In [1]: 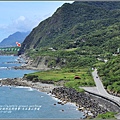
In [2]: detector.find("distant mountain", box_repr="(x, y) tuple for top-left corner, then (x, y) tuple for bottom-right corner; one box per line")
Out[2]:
(18, 1), (120, 54)
(0, 31), (30, 47)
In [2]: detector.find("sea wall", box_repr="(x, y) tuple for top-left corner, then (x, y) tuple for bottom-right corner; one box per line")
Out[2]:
(85, 91), (120, 112)
(52, 87), (120, 119)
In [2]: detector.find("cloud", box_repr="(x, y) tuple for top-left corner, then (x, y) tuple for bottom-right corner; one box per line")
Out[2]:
(0, 24), (7, 29)
(0, 15), (42, 41)
(15, 16), (26, 24)
(13, 16), (33, 31)
(2, 15), (41, 33)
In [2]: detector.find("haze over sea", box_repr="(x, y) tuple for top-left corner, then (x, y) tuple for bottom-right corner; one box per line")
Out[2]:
(0, 55), (84, 119)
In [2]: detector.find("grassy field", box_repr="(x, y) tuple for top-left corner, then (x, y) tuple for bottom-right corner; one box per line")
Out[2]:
(25, 68), (95, 92)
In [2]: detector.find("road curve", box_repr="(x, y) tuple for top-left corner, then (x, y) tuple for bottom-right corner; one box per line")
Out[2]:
(92, 69), (120, 104)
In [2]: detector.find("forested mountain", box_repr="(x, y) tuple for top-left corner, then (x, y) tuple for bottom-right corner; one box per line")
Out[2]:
(17, 1), (120, 96)
(0, 31), (30, 47)
(19, 1), (120, 55)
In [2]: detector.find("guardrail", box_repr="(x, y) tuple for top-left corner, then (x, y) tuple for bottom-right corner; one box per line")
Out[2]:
(85, 90), (120, 111)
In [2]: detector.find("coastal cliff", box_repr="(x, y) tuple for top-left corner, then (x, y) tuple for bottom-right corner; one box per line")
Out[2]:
(15, 55), (65, 70)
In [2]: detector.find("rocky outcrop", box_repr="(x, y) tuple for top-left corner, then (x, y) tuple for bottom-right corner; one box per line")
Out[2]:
(30, 56), (66, 70)
(14, 56), (51, 70)
(0, 78), (56, 93)
(1, 78), (29, 87)
(29, 56), (51, 70)
(15, 55), (65, 70)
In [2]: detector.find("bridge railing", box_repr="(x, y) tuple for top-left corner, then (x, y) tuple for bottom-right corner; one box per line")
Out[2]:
(0, 47), (20, 52)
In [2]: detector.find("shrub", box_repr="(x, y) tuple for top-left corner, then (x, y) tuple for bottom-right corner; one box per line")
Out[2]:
(97, 112), (117, 119)
(26, 75), (38, 81)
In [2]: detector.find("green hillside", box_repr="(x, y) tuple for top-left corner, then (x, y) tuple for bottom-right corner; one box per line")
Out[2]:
(17, 1), (120, 96)
(18, 1), (120, 55)
(18, 1), (120, 93)
(98, 55), (120, 94)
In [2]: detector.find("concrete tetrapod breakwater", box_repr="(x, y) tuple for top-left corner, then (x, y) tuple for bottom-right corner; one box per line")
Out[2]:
(52, 87), (120, 119)
(52, 87), (114, 119)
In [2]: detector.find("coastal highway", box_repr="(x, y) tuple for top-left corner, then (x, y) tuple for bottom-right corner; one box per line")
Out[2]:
(92, 69), (120, 104)
(81, 68), (120, 119)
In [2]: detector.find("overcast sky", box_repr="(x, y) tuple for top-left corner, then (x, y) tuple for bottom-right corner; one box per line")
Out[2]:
(0, 1), (74, 42)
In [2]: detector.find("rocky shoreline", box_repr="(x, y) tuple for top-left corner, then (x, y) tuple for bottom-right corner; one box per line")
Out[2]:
(1, 77), (120, 119)
(52, 87), (120, 119)
(0, 78), (88, 118)
(52, 87), (108, 119)
(0, 78), (56, 93)
(1, 55), (119, 119)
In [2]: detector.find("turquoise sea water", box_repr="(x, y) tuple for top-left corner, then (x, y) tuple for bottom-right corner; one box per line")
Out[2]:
(0, 55), (84, 119)
(0, 55), (35, 79)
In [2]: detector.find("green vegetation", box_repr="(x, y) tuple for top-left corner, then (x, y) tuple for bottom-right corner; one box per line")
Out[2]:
(13, 2), (120, 119)
(18, 2), (120, 95)
(19, 1), (120, 56)
(98, 55), (120, 94)
(96, 112), (117, 119)
(25, 47), (99, 69)
(18, 3), (120, 94)
(0, 3), (119, 119)
(24, 48), (97, 92)
(24, 68), (95, 92)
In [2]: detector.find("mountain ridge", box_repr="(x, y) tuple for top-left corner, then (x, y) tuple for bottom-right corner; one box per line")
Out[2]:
(0, 31), (30, 47)
(18, 1), (120, 55)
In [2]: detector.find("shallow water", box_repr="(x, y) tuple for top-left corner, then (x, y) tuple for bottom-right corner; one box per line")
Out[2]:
(0, 55), (36, 79)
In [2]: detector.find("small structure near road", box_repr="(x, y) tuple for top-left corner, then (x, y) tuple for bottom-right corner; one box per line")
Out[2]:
(74, 76), (81, 79)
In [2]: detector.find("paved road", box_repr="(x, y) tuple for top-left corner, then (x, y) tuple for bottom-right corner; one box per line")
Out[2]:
(81, 69), (120, 119)
(92, 69), (120, 104)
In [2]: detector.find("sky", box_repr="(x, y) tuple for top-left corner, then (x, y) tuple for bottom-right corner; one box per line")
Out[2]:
(0, 1), (74, 42)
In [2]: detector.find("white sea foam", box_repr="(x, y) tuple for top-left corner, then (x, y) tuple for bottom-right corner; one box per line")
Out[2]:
(28, 88), (34, 91)
(15, 86), (30, 89)
(0, 67), (12, 70)
(13, 86), (36, 92)
(66, 102), (77, 107)
(49, 93), (77, 107)
(51, 96), (61, 102)
(0, 67), (7, 69)
(0, 78), (7, 80)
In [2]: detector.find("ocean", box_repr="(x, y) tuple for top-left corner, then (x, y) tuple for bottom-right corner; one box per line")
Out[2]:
(0, 55), (84, 119)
